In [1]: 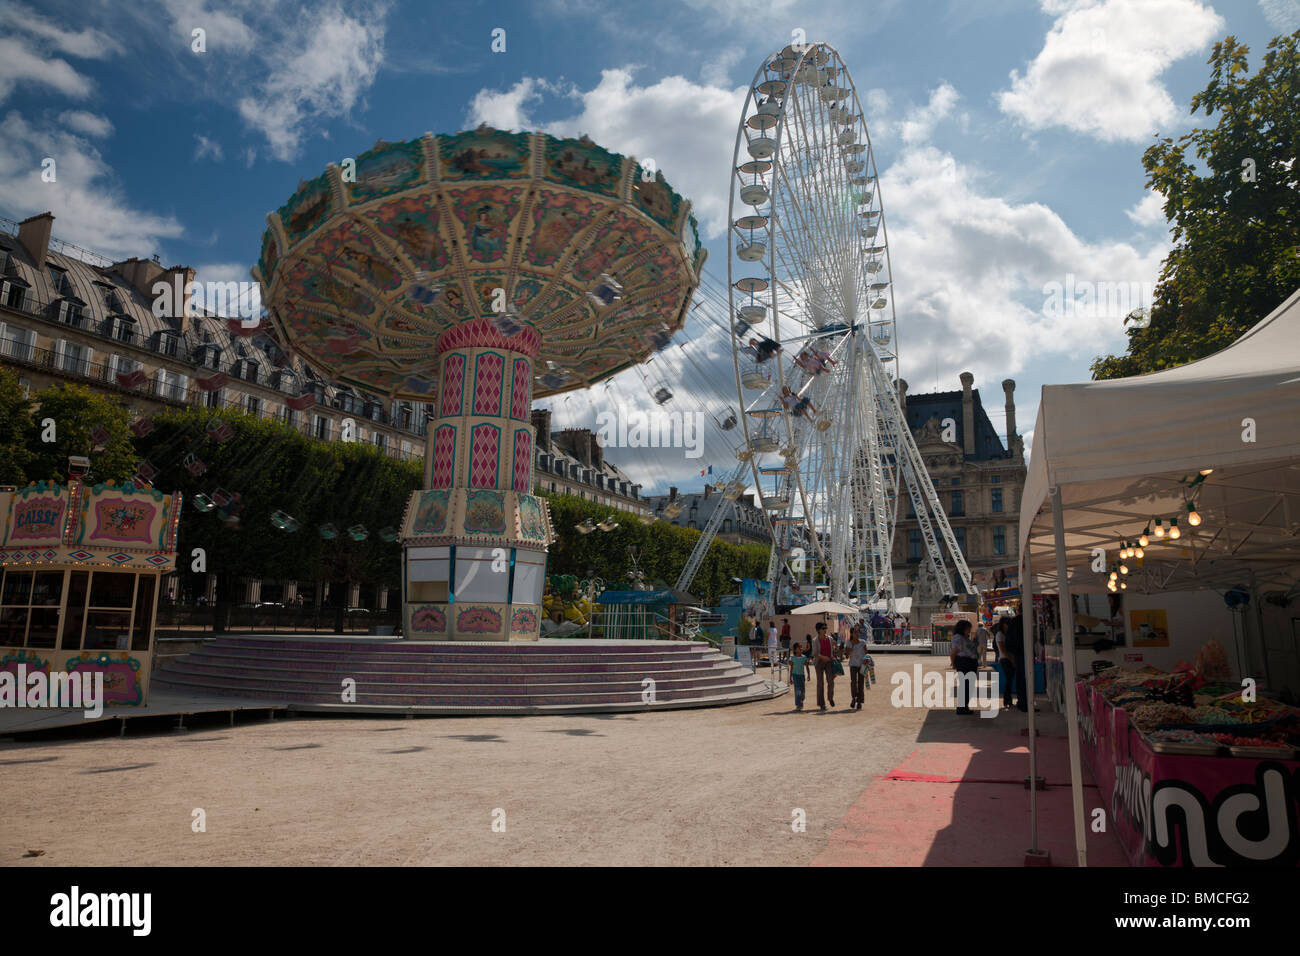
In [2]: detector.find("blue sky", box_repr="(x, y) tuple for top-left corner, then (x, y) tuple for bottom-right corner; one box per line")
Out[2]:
(2, 0), (1297, 491)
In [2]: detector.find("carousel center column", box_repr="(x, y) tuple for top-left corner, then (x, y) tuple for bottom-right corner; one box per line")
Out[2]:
(399, 318), (554, 641)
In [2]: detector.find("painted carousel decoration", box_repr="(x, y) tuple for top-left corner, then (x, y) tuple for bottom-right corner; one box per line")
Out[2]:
(0, 480), (183, 706)
(255, 127), (706, 640)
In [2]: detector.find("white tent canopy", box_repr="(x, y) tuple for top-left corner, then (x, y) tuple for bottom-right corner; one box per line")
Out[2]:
(1021, 286), (1300, 592)
(1016, 286), (1300, 867)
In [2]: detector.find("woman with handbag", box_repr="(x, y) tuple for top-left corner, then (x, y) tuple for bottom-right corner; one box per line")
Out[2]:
(811, 621), (838, 710)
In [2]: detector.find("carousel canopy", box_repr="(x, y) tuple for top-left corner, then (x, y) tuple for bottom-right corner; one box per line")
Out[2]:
(255, 127), (706, 401)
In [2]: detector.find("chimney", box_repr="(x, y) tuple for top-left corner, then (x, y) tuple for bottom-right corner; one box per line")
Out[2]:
(112, 256), (167, 301)
(959, 371), (975, 456)
(163, 265), (197, 333)
(530, 409), (552, 450)
(589, 431), (603, 468)
(17, 212), (54, 268)
(669, 486), (678, 501)
(703, 484), (712, 500)
(998, 379), (1019, 455)
(897, 378), (908, 411)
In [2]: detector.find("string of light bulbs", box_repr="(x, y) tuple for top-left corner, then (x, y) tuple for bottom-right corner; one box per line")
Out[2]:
(1104, 468), (1213, 593)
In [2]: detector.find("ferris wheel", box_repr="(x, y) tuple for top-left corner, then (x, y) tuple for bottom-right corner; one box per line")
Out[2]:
(726, 40), (975, 611)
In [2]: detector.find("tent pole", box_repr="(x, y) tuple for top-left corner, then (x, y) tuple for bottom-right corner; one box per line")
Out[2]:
(1051, 486), (1088, 867)
(1023, 547), (1039, 853)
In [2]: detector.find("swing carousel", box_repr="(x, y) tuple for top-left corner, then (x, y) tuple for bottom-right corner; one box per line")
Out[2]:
(255, 127), (706, 640)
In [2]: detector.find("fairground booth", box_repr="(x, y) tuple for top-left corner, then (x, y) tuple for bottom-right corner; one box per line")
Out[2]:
(1018, 286), (1300, 867)
(0, 479), (182, 707)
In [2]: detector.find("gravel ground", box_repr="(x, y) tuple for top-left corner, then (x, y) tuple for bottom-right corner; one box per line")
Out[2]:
(2, 655), (953, 866)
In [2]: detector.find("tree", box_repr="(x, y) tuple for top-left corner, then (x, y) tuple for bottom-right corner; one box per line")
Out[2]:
(1091, 31), (1300, 380)
(134, 408), (418, 613)
(23, 383), (135, 482)
(541, 492), (769, 604)
(0, 367), (34, 484)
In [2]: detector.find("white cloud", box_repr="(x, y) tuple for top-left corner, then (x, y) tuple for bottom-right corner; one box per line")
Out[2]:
(468, 69), (747, 239)
(0, 3), (123, 104)
(235, 3), (387, 161)
(465, 78), (546, 132)
(58, 109), (114, 139)
(0, 3), (122, 59)
(881, 146), (1168, 388)
(160, 0), (257, 51)
(997, 0), (1224, 142)
(0, 110), (184, 261)
(899, 82), (960, 145)
(0, 38), (94, 102)
(194, 133), (224, 161)
(1124, 191), (1166, 228)
(1259, 0), (1300, 32)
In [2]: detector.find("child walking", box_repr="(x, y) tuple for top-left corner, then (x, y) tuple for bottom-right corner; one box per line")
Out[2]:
(790, 641), (809, 712)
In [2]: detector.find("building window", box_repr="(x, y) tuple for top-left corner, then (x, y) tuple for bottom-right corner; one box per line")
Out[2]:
(314, 416), (331, 440)
(991, 488), (1003, 513)
(156, 369), (186, 402)
(951, 477), (960, 486)
(246, 395), (260, 416)
(991, 475), (1001, 483)
(954, 527), (966, 556)
(205, 389), (222, 409)
(373, 432), (387, 452)
(2, 326), (35, 361)
(2, 280), (28, 311)
(908, 529), (921, 562)
(57, 299), (83, 327)
(59, 341), (89, 375)
(993, 525), (1006, 556)
(157, 332), (179, 357)
(950, 490), (964, 516)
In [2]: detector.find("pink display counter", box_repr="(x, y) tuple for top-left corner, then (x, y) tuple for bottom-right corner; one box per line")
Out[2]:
(1075, 680), (1300, 867)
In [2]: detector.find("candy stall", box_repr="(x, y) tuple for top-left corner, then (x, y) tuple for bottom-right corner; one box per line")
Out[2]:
(1076, 644), (1300, 866)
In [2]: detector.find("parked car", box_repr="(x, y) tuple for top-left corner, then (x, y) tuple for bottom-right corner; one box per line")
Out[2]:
(345, 606), (370, 614)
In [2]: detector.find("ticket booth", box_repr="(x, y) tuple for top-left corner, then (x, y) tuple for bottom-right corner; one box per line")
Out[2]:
(0, 479), (182, 707)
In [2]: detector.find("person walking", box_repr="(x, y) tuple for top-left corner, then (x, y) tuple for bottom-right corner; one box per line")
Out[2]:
(779, 617), (792, 655)
(994, 619), (1016, 707)
(847, 628), (870, 710)
(1006, 613), (1032, 712)
(767, 622), (780, 672)
(949, 619), (981, 715)
(790, 641), (809, 712)
(811, 621), (837, 710)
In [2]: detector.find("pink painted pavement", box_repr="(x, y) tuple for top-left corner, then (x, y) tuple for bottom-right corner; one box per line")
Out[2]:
(812, 717), (1132, 867)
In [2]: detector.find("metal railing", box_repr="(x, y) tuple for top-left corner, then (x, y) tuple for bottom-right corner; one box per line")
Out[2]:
(865, 624), (933, 646)
(156, 604), (400, 637)
(0, 336), (425, 462)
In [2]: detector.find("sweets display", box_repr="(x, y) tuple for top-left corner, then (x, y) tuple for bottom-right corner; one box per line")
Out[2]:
(1086, 650), (1300, 758)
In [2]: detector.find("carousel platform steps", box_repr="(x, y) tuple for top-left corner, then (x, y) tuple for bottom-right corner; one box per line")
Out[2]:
(151, 636), (784, 715)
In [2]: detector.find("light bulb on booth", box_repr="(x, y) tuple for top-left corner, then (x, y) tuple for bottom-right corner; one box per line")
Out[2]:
(1199, 468), (1213, 476)
(1170, 518), (1181, 540)
(1120, 563), (1129, 575)
(1139, 528), (1150, 547)
(1135, 546), (1144, 559)
(1154, 520), (1165, 538)
(1186, 502), (1201, 527)
(1120, 581), (1127, 590)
